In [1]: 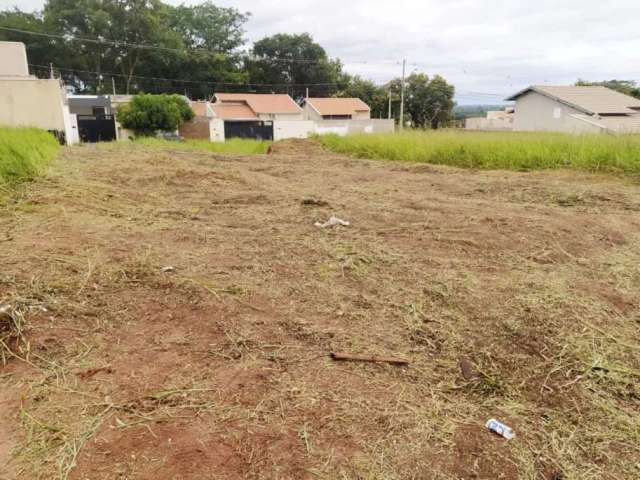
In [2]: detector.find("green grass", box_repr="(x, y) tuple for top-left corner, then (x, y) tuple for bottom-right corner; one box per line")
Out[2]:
(133, 137), (271, 155)
(318, 130), (640, 174)
(0, 127), (59, 190)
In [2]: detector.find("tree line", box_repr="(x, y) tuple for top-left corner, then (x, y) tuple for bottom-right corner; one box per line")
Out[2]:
(0, 0), (455, 128)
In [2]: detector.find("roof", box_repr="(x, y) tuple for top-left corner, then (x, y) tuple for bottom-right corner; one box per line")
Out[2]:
(306, 97), (370, 116)
(214, 93), (301, 115)
(210, 103), (257, 120)
(68, 95), (111, 108)
(506, 85), (640, 115)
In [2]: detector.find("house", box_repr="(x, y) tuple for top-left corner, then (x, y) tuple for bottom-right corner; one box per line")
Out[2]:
(304, 97), (371, 121)
(506, 85), (640, 134)
(302, 97), (394, 136)
(465, 107), (514, 131)
(0, 41), (78, 144)
(210, 93), (309, 141)
(67, 95), (117, 142)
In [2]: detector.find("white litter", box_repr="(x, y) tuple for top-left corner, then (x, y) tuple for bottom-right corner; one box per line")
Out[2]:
(486, 418), (515, 440)
(161, 266), (176, 273)
(315, 216), (350, 228)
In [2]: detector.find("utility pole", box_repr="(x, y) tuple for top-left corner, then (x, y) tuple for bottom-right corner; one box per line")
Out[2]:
(112, 77), (116, 95)
(388, 89), (392, 119)
(399, 58), (406, 129)
(49, 63), (54, 79)
(306, 87), (309, 100)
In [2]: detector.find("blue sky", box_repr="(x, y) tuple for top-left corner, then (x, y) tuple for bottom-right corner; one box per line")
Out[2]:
(2, 0), (639, 104)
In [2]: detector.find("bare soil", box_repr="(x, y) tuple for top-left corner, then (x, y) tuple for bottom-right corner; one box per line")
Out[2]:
(1, 140), (639, 479)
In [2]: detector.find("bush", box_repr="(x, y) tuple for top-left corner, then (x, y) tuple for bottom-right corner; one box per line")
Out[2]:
(117, 94), (194, 137)
(0, 127), (59, 190)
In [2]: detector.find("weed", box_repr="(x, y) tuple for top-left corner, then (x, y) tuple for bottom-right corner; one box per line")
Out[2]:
(0, 127), (59, 189)
(318, 130), (640, 175)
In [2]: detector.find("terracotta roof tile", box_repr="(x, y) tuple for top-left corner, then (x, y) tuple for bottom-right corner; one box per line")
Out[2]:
(214, 93), (301, 114)
(306, 97), (370, 116)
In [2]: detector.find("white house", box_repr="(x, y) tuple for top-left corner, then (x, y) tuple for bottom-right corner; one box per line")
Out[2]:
(506, 85), (640, 134)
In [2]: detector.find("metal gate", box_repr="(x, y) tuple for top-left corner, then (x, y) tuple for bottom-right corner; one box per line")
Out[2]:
(224, 121), (273, 141)
(77, 114), (117, 143)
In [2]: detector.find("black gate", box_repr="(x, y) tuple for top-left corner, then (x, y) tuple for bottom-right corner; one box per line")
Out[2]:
(224, 121), (273, 141)
(77, 114), (117, 143)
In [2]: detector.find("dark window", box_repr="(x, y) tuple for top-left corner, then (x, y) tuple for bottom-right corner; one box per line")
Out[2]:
(92, 106), (106, 116)
(322, 114), (352, 120)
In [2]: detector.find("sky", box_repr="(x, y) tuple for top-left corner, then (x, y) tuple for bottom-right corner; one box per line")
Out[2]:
(2, 0), (639, 104)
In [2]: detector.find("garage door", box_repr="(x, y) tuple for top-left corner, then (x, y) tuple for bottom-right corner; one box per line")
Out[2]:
(224, 121), (273, 141)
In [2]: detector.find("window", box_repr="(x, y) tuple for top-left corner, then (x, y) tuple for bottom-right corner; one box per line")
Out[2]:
(322, 114), (352, 120)
(92, 106), (106, 116)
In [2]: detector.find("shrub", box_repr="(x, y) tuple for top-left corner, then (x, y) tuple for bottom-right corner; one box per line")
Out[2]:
(0, 127), (59, 190)
(117, 94), (194, 137)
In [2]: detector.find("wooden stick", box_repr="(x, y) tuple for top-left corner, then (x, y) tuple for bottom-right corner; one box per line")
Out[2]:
(330, 352), (410, 366)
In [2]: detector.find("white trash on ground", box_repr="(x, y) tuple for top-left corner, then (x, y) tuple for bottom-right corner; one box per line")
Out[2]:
(314, 216), (350, 228)
(486, 418), (515, 440)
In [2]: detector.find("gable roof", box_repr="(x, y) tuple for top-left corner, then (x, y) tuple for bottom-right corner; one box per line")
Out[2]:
(210, 103), (257, 120)
(214, 93), (301, 115)
(190, 101), (212, 117)
(506, 85), (640, 115)
(306, 97), (370, 116)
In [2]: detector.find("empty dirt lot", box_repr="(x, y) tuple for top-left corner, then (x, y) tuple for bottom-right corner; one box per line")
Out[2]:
(1, 140), (639, 479)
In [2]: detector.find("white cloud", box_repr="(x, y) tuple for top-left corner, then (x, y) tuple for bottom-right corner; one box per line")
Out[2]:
(2, 0), (639, 103)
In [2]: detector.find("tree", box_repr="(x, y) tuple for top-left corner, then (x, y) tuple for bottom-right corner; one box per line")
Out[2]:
(1, 0), (250, 95)
(337, 75), (389, 118)
(246, 33), (345, 99)
(117, 94), (194, 136)
(575, 79), (640, 99)
(387, 73), (455, 128)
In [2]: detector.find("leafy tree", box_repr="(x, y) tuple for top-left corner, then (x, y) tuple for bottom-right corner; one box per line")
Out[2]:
(386, 73), (454, 128)
(337, 75), (389, 118)
(117, 94), (194, 136)
(247, 33), (345, 99)
(575, 79), (640, 99)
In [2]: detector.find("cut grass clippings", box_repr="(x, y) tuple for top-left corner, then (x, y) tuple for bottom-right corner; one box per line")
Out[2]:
(318, 130), (640, 175)
(0, 127), (59, 191)
(131, 137), (271, 155)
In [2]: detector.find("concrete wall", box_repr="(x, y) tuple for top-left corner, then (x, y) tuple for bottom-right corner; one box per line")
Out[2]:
(0, 42), (29, 77)
(353, 111), (371, 120)
(513, 91), (599, 133)
(313, 119), (395, 136)
(0, 79), (67, 131)
(179, 116), (212, 140)
(465, 117), (514, 131)
(257, 112), (304, 121)
(304, 104), (322, 122)
(273, 120), (314, 141)
(210, 119), (225, 142)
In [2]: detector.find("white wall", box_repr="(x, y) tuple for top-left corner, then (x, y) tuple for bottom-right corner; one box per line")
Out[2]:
(0, 79), (67, 131)
(513, 91), (598, 133)
(257, 112), (304, 121)
(273, 120), (314, 140)
(210, 118), (225, 142)
(465, 117), (513, 131)
(0, 42), (29, 77)
(313, 119), (395, 136)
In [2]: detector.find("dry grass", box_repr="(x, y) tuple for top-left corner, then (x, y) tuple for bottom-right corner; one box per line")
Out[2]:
(0, 140), (639, 479)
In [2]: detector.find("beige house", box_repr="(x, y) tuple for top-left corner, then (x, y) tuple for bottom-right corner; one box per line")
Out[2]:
(213, 93), (303, 121)
(0, 41), (78, 144)
(506, 85), (640, 134)
(304, 97), (371, 121)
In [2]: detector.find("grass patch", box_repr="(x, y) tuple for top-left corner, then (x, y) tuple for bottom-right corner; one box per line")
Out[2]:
(0, 127), (59, 190)
(132, 137), (271, 155)
(318, 130), (640, 174)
